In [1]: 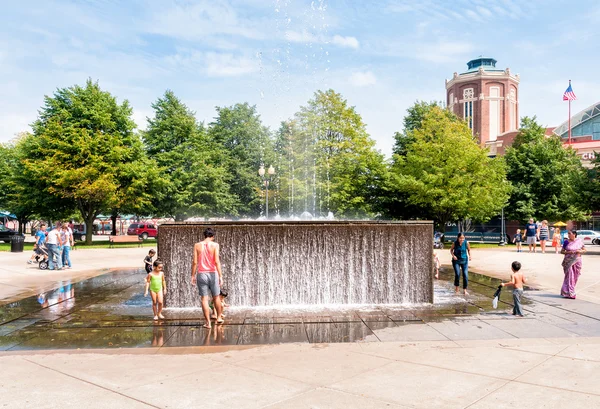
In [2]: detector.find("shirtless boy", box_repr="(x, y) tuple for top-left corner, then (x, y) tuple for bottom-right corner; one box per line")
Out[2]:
(501, 261), (527, 317)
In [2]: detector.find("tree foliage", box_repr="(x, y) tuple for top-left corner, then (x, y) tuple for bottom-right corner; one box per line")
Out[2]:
(390, 105), (509, 231)
(505, 116), (589, 222)
(24, 79), (153, 243)
(143, 91), (237, 220)
(274, 90), (388, 218)
(392, 100), (454, 157)
(209, 103), (274, 217)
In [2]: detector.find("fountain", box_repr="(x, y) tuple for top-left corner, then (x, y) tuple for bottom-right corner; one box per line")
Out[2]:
(159, 221), (433, 308)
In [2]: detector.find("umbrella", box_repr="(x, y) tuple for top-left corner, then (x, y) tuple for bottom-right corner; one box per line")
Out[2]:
(492, 285), (502, 309)
(553, 221), (567, 227)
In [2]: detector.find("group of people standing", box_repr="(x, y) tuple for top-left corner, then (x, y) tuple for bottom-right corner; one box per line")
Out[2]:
(448, 223), (586, 310)
(28, 222), (74, 270)
(514, 219), (563, 254)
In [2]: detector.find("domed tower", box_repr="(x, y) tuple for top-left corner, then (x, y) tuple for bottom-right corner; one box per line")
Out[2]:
(445, 56), (520, 149)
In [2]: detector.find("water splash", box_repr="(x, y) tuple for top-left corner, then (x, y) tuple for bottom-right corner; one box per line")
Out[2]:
(161, 222), (434, 307)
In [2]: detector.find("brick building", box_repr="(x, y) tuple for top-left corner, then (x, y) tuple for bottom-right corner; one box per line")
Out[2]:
(445, 56), (520, 154)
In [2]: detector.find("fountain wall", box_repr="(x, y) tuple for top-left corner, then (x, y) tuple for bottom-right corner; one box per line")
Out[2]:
(158, 221), (433, 307)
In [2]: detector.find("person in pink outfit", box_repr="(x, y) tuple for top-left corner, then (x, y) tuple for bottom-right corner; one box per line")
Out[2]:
(560, 230), (586, 299)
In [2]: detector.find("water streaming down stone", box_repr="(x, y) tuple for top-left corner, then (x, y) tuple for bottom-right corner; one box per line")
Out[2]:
(159, 221), (433, 308)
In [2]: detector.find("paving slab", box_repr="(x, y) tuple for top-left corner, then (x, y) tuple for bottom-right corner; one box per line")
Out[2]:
(468, 381), (600, 409)
(235, 344), (392, 386)
(263, 387), (410, 409)
(516, 355), (600, 395)
(329, 360), (507, 409)
(123, 361), (313, 409)
(0, 356), (153, 409)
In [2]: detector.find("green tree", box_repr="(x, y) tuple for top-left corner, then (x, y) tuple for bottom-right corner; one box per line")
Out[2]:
(505, 116), (589, 222)
(293, 89), (388, 218)
(392, 100), (454, 157)
(143, 91), (238, 221)
(390, 106), (509, 231)
(24, 79), (152, 244)
(0, 134), (74, 233)
(209, 103), (274, 217)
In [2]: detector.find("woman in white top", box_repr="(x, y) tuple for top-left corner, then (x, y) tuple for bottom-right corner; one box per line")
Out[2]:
(46, 224), (63, 270)
(61, 224), (74, 268)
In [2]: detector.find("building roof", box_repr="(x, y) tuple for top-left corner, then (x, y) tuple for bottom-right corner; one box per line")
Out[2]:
(553, 101), (600, 137)
(463, 56), (504, 73)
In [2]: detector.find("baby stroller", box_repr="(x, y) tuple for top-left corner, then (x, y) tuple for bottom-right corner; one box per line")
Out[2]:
(433, 232), (444, 249)
(34, 244), (49, 270)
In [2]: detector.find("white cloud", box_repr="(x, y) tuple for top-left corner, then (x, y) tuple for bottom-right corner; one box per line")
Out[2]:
(349, 71), (377, 87)
(332, 35), (360, 49)
(285, 30), (319, 43)
(285, 30), (359, 49)
(145, 1), (265, 41)
(205, 52), (258, 77)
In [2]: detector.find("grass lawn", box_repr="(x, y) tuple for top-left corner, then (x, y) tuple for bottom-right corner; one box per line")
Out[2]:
(0, 240), (157, 252)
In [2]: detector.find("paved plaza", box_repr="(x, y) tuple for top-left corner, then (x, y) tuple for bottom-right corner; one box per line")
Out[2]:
(1, 246), (600, 408)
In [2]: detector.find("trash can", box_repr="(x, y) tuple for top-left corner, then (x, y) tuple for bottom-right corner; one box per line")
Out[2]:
(10, 235), (25, 253)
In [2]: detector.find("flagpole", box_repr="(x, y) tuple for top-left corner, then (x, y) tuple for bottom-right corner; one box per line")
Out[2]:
(568, 79), (572, 145)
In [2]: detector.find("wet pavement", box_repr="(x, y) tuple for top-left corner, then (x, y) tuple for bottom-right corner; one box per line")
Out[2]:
(1, 268), (600, 351)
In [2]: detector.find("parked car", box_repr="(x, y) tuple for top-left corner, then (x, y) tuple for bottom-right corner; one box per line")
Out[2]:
(127, 223), (158, 240)
(576, 230), (600, 245)
(0, 224), (19, 243)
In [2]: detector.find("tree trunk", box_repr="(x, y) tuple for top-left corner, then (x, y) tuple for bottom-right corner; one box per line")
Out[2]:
(111, 210), (118, 236)
(85, 215), (95, 245)
(17, 216), (28, 235)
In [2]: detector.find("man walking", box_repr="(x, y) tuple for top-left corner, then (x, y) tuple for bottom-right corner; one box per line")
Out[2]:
(191, 228), (224, 329)
(46, 222), (64, 270)
(525, 218), (538, 253)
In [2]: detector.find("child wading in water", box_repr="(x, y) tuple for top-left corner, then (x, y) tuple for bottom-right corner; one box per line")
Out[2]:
(144, 249), (156, 274)
(145, 260), (167, 320)
(501, 261), (527, 317)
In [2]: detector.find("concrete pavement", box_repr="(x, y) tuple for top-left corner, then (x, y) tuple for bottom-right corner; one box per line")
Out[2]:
(2, 337), (600, 408)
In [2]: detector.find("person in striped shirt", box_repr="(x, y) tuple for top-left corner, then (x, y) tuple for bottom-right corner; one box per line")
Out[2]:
(539, 220), (549, 254)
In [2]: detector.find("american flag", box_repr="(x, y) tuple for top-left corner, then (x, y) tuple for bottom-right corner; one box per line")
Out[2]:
(563, 82), (577, 100)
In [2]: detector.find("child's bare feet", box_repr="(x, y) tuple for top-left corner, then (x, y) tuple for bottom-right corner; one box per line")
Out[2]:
(202, 323), (211, 329)
(158, 313), (165, 319)
(153, 315), (158, 320)
(463, 290), (469, 296)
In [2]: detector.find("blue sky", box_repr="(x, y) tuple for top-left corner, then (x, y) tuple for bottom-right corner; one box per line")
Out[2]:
(1, 0), (599, 157)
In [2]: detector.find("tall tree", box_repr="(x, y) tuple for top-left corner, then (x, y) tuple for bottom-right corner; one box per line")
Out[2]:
(505, 116), (589, 222)
(293, 89), (388, 218)
(143, 90), (237, 220)
(390, 105), (509, 231)
(392, 100), (454, 157)
(24, 79), (152, 244)
(209, 103), (274, 217)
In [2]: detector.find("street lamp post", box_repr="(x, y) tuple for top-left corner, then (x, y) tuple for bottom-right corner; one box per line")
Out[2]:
(258, 165), (276, 219)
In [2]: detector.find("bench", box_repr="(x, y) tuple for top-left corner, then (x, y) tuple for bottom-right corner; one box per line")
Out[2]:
(108, 235), (143, 248)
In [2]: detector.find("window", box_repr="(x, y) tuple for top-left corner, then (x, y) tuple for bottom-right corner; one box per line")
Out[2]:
(462, 88), (475, 132)
(593, 122), (600, 141)
(464, 101), (473, 129)
(148, 225), (155, 229)
(129, 223), (139, 229)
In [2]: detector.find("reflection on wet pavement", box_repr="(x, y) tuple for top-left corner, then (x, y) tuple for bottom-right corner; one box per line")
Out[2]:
(1, 267), (600, 350)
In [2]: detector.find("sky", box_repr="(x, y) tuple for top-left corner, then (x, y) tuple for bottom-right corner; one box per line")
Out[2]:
(1, 0), (599, 157)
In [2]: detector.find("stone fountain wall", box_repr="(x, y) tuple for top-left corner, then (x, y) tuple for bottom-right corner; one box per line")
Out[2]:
(158, 221), (433, 307)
